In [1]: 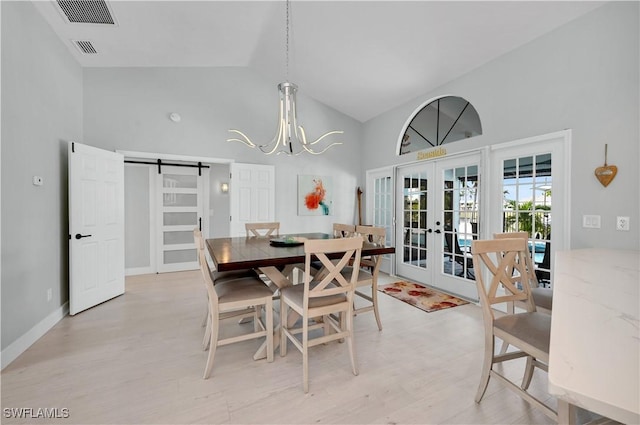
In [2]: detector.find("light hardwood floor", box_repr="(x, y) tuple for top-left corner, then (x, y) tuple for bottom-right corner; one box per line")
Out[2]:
(2, 271), (560, 424)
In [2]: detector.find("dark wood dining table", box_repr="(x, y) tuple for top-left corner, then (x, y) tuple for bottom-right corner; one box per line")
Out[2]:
(206, 232), (395, 289)
(205, 232), (395, 359)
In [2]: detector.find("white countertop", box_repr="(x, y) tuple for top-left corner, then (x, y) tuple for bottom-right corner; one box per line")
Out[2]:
(548, 249), (640, 424)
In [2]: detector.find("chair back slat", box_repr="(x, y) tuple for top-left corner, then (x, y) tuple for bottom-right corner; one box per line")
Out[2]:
(472, 238), (535, 316)
(493, 232), (540, 289)
(303, 237), (363, 305)
(333, 223), (356, 238)
(355, 225), (385, 268)
(245, 222), (280, 237)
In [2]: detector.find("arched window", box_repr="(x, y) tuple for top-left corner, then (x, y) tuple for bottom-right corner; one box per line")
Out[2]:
(398, 96), (482, 155)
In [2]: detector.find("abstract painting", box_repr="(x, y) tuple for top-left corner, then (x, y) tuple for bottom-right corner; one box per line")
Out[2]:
(298, 175), (333, 216)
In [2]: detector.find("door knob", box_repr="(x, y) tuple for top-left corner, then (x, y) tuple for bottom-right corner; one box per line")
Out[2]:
(427, 229), (433, 233)
(75, 234), (92, 239)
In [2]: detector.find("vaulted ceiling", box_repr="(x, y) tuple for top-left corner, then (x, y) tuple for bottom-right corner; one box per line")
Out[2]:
(32, 0), (606, 122)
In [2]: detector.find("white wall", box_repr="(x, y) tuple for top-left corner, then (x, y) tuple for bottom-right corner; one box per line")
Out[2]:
(362, 1), (639, 251)
(82, 67), (364, 236)
(208, 163), (231, 239)
(1, 1), (83, 351)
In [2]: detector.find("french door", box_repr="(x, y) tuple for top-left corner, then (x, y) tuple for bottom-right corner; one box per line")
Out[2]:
(366, 168), (395, 274)
(156, 166), (208, 273)
(396, 152), (481, 301)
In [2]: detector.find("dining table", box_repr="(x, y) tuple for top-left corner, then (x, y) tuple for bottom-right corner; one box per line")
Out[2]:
(548, 248), (639, 424)
(205, 232), (396, 359)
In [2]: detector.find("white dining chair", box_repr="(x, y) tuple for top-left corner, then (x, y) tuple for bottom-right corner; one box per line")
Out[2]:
(333, 223), (356, 238)
(471, 237), (556, 421)
(194, 228), (262, 351)
(343, 225), (386, 330)
(196, 238), (274, 379)
(245, 222), (280, 237)
(279, 236), (363, 393)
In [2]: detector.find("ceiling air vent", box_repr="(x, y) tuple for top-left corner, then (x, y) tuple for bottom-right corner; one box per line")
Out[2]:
(57, 0), (115, 25)
(74, 40), (97, 54)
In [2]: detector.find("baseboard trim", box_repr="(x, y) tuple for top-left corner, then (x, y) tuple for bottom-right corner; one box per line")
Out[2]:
(1, 302), (69, 370)
(125, 266), (154, 276)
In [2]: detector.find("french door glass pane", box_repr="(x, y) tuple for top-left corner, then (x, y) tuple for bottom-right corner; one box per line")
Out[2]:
(402, 172), (427, 267)
(373, 176), (393, 247)
(442, 164), (478, 280)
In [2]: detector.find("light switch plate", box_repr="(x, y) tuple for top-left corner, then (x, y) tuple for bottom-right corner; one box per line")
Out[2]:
(582, 215), (601, 228)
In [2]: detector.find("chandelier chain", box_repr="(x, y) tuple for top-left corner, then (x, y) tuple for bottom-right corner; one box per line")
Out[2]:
(285, 0), (290, 82)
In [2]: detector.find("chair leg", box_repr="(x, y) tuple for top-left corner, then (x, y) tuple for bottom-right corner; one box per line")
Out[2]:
(475, 334), (494, 402)
(254, 305), (262, 333)
(345, 311), (359, 376)
(521, 356), (535, 390)
(371, 282), (383, 331)
(280, 301), (288, 357)
(203, 314), (219, 379)
(201, 303), (208, 327)
(202, 310), (211, 351)
(302, 316), (309, 393)
(265, 299), (274, 363)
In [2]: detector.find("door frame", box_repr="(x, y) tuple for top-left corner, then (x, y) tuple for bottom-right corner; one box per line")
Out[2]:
(118, 150), (233, 275)
(365, 166), (395, 275)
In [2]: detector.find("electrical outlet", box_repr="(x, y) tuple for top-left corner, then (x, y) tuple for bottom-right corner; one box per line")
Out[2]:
(47, 288), (52, 302)
(616, 216), (630, 231)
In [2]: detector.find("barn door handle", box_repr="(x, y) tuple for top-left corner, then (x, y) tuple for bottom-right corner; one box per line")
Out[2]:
(75, 233), (92, 239)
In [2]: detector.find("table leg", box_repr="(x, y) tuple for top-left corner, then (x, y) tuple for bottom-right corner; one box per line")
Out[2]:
(252, 266), (301, 360)
(558, 399), (577, 425)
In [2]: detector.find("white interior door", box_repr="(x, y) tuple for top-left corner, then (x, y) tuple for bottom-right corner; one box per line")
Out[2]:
(156, 165), (208, 273)
(395, 152), (481, 301)
(69, 142), (125, 315)
(229, 163), (275, 237)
